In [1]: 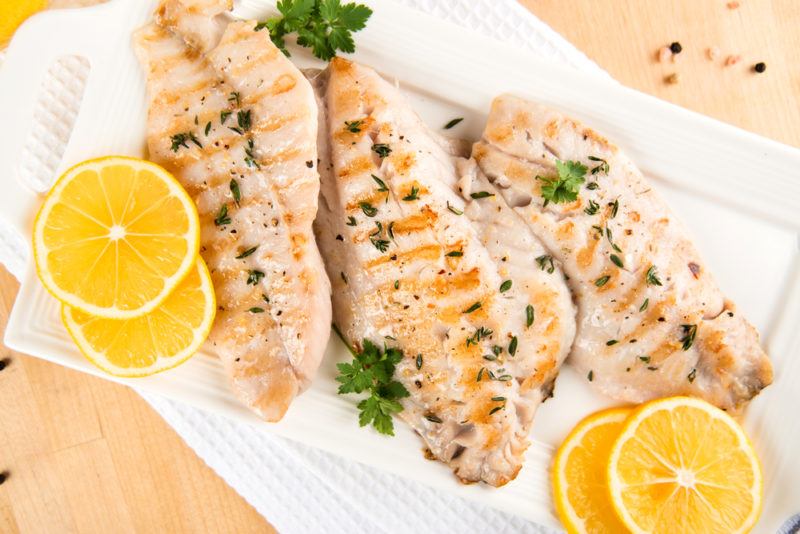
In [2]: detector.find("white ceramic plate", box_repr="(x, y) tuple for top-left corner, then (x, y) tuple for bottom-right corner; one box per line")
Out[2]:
(1, 0), (798, 530)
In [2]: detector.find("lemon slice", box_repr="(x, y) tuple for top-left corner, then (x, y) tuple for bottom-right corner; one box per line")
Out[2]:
(607, 396), (762, 534)
(61, 258), (215, 377)
(0, 0), (46, 47)
(34, 156), (200, 318)
(553, 407), (633, 534)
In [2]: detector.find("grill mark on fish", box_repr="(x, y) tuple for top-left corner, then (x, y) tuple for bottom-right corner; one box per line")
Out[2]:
(247, 73), (299, 102)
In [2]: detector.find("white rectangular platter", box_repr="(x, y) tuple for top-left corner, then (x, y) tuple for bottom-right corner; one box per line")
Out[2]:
(1, 0), (799, 531)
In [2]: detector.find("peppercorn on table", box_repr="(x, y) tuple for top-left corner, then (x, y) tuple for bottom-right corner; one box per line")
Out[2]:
(0, 0), (798, 532)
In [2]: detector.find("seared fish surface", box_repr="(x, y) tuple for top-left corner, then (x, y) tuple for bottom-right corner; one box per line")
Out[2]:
(473, 95), (772, 412)
(312, 59), (575, 485)
(134, 0), (331, 421)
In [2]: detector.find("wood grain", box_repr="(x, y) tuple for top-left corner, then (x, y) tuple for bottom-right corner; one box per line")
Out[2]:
(1, 0), (799, 532)
(0, 266), (274, 533)
(521, 0), (800, 147)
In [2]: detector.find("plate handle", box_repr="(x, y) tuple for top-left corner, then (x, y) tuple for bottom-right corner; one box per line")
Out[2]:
(0, 1), (134, 240)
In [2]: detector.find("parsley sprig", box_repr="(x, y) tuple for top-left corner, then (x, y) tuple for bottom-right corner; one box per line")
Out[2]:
(334, 327), (410, 436)
(256, 0), (373, 61)
(537, 159), (587, 206)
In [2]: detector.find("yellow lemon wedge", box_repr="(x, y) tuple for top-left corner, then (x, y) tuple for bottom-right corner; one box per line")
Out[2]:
(553, 407), (633, 534)
(607, 396), (762, 534)
(33, 156), (200, 318)
(61, 258), (215, 377)
(0, 0), (47, 47)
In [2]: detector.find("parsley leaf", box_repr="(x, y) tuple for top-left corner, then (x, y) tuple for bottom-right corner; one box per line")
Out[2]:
(334, 328), (410, 436)
(257, 0), (373, 61)
(536, 159), (587, 206)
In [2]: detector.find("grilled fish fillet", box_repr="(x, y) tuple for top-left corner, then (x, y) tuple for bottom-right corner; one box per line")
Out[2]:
(312, 59), (575, 485)
(133, 0), (331, 421)
(473, 95), (772, 412)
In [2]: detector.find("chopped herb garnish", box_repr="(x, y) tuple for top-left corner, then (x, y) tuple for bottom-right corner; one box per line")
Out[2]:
(595, 275), (610, 287)
(359, 202), (377, 217)
(443, 117), (463, 129)
(537, 159), (587, 206)
(508, 336), (518, 356)
(228, 92), (241, 106)
(492, 396), (506, 402)
(248, 307), (265, 313)
(372, 143), (392, 158)
(646, 265), (663, 286)
(477, 368), (485, 381)
(639, 355), (651, 363)
(214, 204), (231, 226)
(369, 222), (389, 252)
(466, 326), (493, 347)
(492, 345), (503, 356)
(584, 199), (599, 215)
(334, 333), (409, 436)
(647, 366), (659, 371)
(447, 201), (463, 215)
(639, 298), (649, 312)
(610, 254), (624, 268)
(220, 110), (232, 124)
(609, 199), (619, 218)
(345, 120), (364, 133)
(446, 250), (463, 257)
(236, 246), (258, 259)
(489, 406), (504, 415)
(606, 339), (619, 346)
(205, 122), (212, 136)
(470, 191), (494, 199)
(387, 221), (395, 239)
(499, 280), (512, 293)
(425, 414), (442, 424)
(483, 354), (497, 361)
(687, 368), (697, 383)
(371, 236), (389, 252)
(257, 0), (373, 61)
(244, 138), (260, 169)
(588, 155), (609, 175)
(262, 293), (270, 302)
(394, 280), (399, 289)
(536, 254), (555, 274)
(463, 301), (482, 314)
(497, 374), (513, 382)
(680, 324), (697, 351)
(587, 182), (599, 190)
(372, 174), (388, 192)
(247, 269), (265, 285)
(526, 305), (534, 328)
(587, 370), (594, 381)
(237, 109), (253, 132)
(402, 185), (420, 201)
(229, 179), (241, 205)
(170, 131), (202, 152)
(416, 353), (423, 370)
(346, 216), (357, 226)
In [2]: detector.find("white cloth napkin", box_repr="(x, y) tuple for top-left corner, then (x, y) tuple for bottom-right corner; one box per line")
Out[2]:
(0, 1), (610, 532)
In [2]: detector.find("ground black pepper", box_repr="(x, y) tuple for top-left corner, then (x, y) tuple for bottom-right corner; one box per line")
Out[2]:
(670, 41), (683, 54)
(754, 62), (766, 73)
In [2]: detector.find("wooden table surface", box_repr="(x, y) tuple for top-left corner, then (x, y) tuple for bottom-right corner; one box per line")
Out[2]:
(1, 1), (798, 532)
